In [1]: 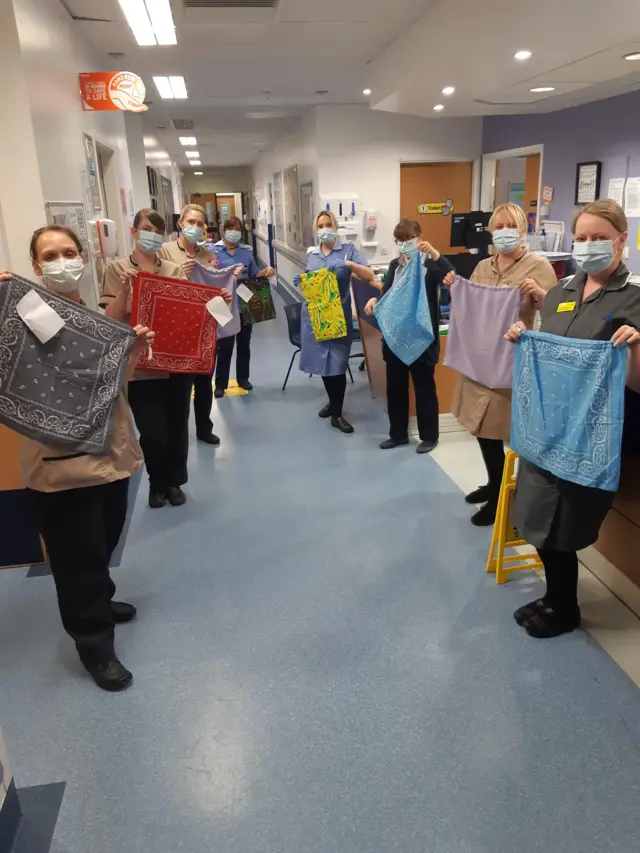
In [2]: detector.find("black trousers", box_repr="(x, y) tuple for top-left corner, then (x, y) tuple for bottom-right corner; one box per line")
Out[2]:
(322, 374), (347, 416)
(128, 375), (191, 492)
(384, 347), (438, 442)
(538, 547), (580, 614)
(30, 478), (129, 663)
(192, 370), (214, 436)
(215, 315), (253, 390)
(477, 437), (506, 500)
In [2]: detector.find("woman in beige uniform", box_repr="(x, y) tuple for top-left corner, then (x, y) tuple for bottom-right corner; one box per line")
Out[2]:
(2, 224), (153, 692)
(101, 208), (191, 509)
(452, 203), (557, 526)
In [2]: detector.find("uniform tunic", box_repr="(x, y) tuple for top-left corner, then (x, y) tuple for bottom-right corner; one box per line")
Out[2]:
(157, 238), (218, 271)
(512, 263), (640, 551)
(452, 249), (557, 440)
(300, 241), (369, 377)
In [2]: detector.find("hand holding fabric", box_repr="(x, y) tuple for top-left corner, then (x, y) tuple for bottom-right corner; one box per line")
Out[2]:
(612, 324), (640, 347)
(258, 266), (276, 278)
(221, 288), (233, 305)
(293, 274), (301, 287)
(364, 297), (377, 317)
(132, 325), (155, 354)
(504, 321), (527, 342)
(182, 258), (197, 277)
(443, 271), (456, 288)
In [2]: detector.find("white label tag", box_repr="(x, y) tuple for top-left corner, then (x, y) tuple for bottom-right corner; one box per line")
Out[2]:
(206, 296), (233, 327)
(16, 289), (65, 344)
(236, 284), (254, 303)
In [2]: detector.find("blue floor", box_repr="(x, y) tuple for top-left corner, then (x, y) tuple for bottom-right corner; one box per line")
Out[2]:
(1, 300), (640, 853)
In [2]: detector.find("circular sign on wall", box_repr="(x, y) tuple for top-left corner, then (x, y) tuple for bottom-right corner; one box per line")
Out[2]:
(108, 73), (148, 113)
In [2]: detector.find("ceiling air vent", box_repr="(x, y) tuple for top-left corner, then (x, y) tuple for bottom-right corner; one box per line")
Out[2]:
(184, 1), (278, 7)
(171, 119), (195, 130)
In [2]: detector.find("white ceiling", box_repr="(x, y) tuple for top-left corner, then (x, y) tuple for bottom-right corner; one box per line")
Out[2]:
(65, 0), (640, 167)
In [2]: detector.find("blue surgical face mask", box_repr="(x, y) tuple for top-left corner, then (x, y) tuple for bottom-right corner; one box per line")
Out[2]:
(317, 228), (337, 245)
(397, 238), (418, 257)
(137, 230), (164, 254)
(225, 230), (242, 245)
(492, 228), (521, 254)
(183, 224), (204, 244)
(572, 239), (617, 274)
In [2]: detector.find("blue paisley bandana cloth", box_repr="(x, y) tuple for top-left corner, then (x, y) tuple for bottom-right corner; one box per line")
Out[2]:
(511, 331), (628, 491)
(0, 275), (135, 455)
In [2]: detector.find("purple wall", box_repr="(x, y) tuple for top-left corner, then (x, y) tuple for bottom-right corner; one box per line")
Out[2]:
(482, 90), (640, 270)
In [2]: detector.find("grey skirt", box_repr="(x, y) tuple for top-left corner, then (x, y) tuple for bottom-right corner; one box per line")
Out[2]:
(511, 459), (615, 552)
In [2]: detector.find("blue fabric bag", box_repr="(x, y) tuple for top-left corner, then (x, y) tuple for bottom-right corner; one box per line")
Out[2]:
(373, 252), (434, 366)
(511, 331), (628, 491)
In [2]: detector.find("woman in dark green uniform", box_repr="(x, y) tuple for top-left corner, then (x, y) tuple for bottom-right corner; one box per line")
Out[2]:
(505, 200), (640, 639)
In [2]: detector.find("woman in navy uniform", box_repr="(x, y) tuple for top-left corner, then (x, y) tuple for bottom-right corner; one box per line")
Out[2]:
(295, 211), (375, 434)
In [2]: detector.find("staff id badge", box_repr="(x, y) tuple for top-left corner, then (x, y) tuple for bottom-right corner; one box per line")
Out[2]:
(557, 301), (576, 313)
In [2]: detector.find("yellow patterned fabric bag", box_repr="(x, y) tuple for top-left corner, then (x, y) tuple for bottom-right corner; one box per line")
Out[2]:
(299, 269), (348, 342)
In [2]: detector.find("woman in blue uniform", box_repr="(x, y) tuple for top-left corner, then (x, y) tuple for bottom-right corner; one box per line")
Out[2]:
(295, 211), (374, 434)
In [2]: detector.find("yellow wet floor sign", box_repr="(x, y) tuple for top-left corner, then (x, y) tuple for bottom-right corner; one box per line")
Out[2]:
(485, 450), (543, 584)
(191, 379), (248, 399)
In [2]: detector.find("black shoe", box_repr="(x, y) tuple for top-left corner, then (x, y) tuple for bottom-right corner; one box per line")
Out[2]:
(331, 415), (354, 434)
(524, 606), (581, 639)
(465, 485), (491, 504)
(318, 403), (333, 419)
(379, 437), (409, 449)
(83, 658), (133, 692)
(470, 500), (498, 527)
(197, 432), (221, 446)
(110, 601), (137, 624)
(149, 489), (166, 509)
(238, 380), (253, 391)
(166, 486), (187, 507)
(214, 388), (225, 399)
(417, 439), (438, 454)
(514, 598), (546, 626)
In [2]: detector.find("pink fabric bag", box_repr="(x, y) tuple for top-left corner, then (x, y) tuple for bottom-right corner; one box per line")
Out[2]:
(444, 276), (522, 389)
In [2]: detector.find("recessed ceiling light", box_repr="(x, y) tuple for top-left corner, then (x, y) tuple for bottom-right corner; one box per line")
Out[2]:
(188, 159), (201, 166)
(442, 86), (455, 96)
(623, 52), (640, 61)
(117, 0), (177, 47)
(433, 104), (444, 111)
(143, 136), (158, 147)
(153, 76), (188, 99)
(530, 86), (555, 92)
(184, 150), (199, 157)
(363, 88), (372, 96)
(179, 136), (197, 145)
(194, 171), (203, 175)
(514, 50), (532, 61)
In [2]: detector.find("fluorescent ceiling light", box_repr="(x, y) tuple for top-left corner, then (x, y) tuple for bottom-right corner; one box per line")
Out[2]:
(117, 0), (176, 47)
(514, 50), (532, 61)
(188, 159), (201, 166)
(363, 88), (372, 96)
(143, 136), (158, 147)
(194, 171), (203, 175)
(530, 86), (555, 92)
(184, 150), (199, 157)
(623, 52), (640, 61)
(442, 86), (455, 96)
(433, 104), (444, 111)
(179, 136), (197, 145)
(153, 76), (188, 99)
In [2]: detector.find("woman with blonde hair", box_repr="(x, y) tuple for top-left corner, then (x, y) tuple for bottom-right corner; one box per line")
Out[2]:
(504, 199), (640, 637)
(452, 202), (557, 525)
(294, 210), (374, 433)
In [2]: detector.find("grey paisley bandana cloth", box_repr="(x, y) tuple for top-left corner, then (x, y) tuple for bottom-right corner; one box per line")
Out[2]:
(0, 274), (135, 455)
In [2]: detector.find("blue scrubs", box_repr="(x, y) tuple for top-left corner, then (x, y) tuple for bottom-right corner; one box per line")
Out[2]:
(300, 241), (369, 377)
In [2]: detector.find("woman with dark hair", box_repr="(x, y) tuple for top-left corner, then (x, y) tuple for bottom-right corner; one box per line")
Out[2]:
(211, 216), (275, 397)
(101, 209), (192, 510)
(365, 219), (455, 452)
(1, 225), (154, 691)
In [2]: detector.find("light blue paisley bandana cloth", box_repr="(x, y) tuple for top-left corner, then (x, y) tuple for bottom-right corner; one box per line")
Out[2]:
(373, 251), (434, 366)
(511, 331), (628, 491)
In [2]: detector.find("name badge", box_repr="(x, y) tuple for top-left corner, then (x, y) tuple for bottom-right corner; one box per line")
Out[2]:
(557, 301), (576, 313)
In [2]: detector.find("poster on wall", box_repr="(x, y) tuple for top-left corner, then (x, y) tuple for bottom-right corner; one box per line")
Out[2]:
(79, 72), (148, 113)
(283, 165), (302, 250)
(624, 177), (640, 218)
(574, 161), (601, 205)
(82, 133), (102, 213)
(273, 171), (284, 242)
(300, 181), (315, 249)
(160, 176), (174, 234)
(44, 200), (98, 303)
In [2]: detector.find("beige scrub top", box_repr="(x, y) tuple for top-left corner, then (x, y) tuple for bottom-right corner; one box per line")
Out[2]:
(157, 238), (217, 272)
(452, 249), (557, 441)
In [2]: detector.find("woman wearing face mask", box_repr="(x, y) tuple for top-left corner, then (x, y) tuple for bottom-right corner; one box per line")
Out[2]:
(364, 219), (456, 452)
(211, 216), (275, 398)
(294, 211), (374, 433)
(101, 208), (192, 510)
(504, 199), (640, 638)
(451, 203), (557, 526)
(1, 225), (154, 691)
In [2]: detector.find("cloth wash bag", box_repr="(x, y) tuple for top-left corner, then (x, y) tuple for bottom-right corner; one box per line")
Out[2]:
(240, 277), (277, 325)
(444, 277), (522, 388)
(0, 274), (135, 455)
(511, 331), (628, 491)
(300, 268), (347, 342)
(373, 251), (434, 366)
(190, 264), (240, 339)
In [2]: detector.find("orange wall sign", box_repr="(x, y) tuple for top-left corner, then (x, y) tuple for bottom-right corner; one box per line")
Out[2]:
(79, 72), (148, 113)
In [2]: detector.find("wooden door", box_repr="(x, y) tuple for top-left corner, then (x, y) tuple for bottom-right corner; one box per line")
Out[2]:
(400, 162), (473, 255)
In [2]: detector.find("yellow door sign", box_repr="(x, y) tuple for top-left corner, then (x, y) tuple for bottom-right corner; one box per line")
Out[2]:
(418, 200), (454, 216)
